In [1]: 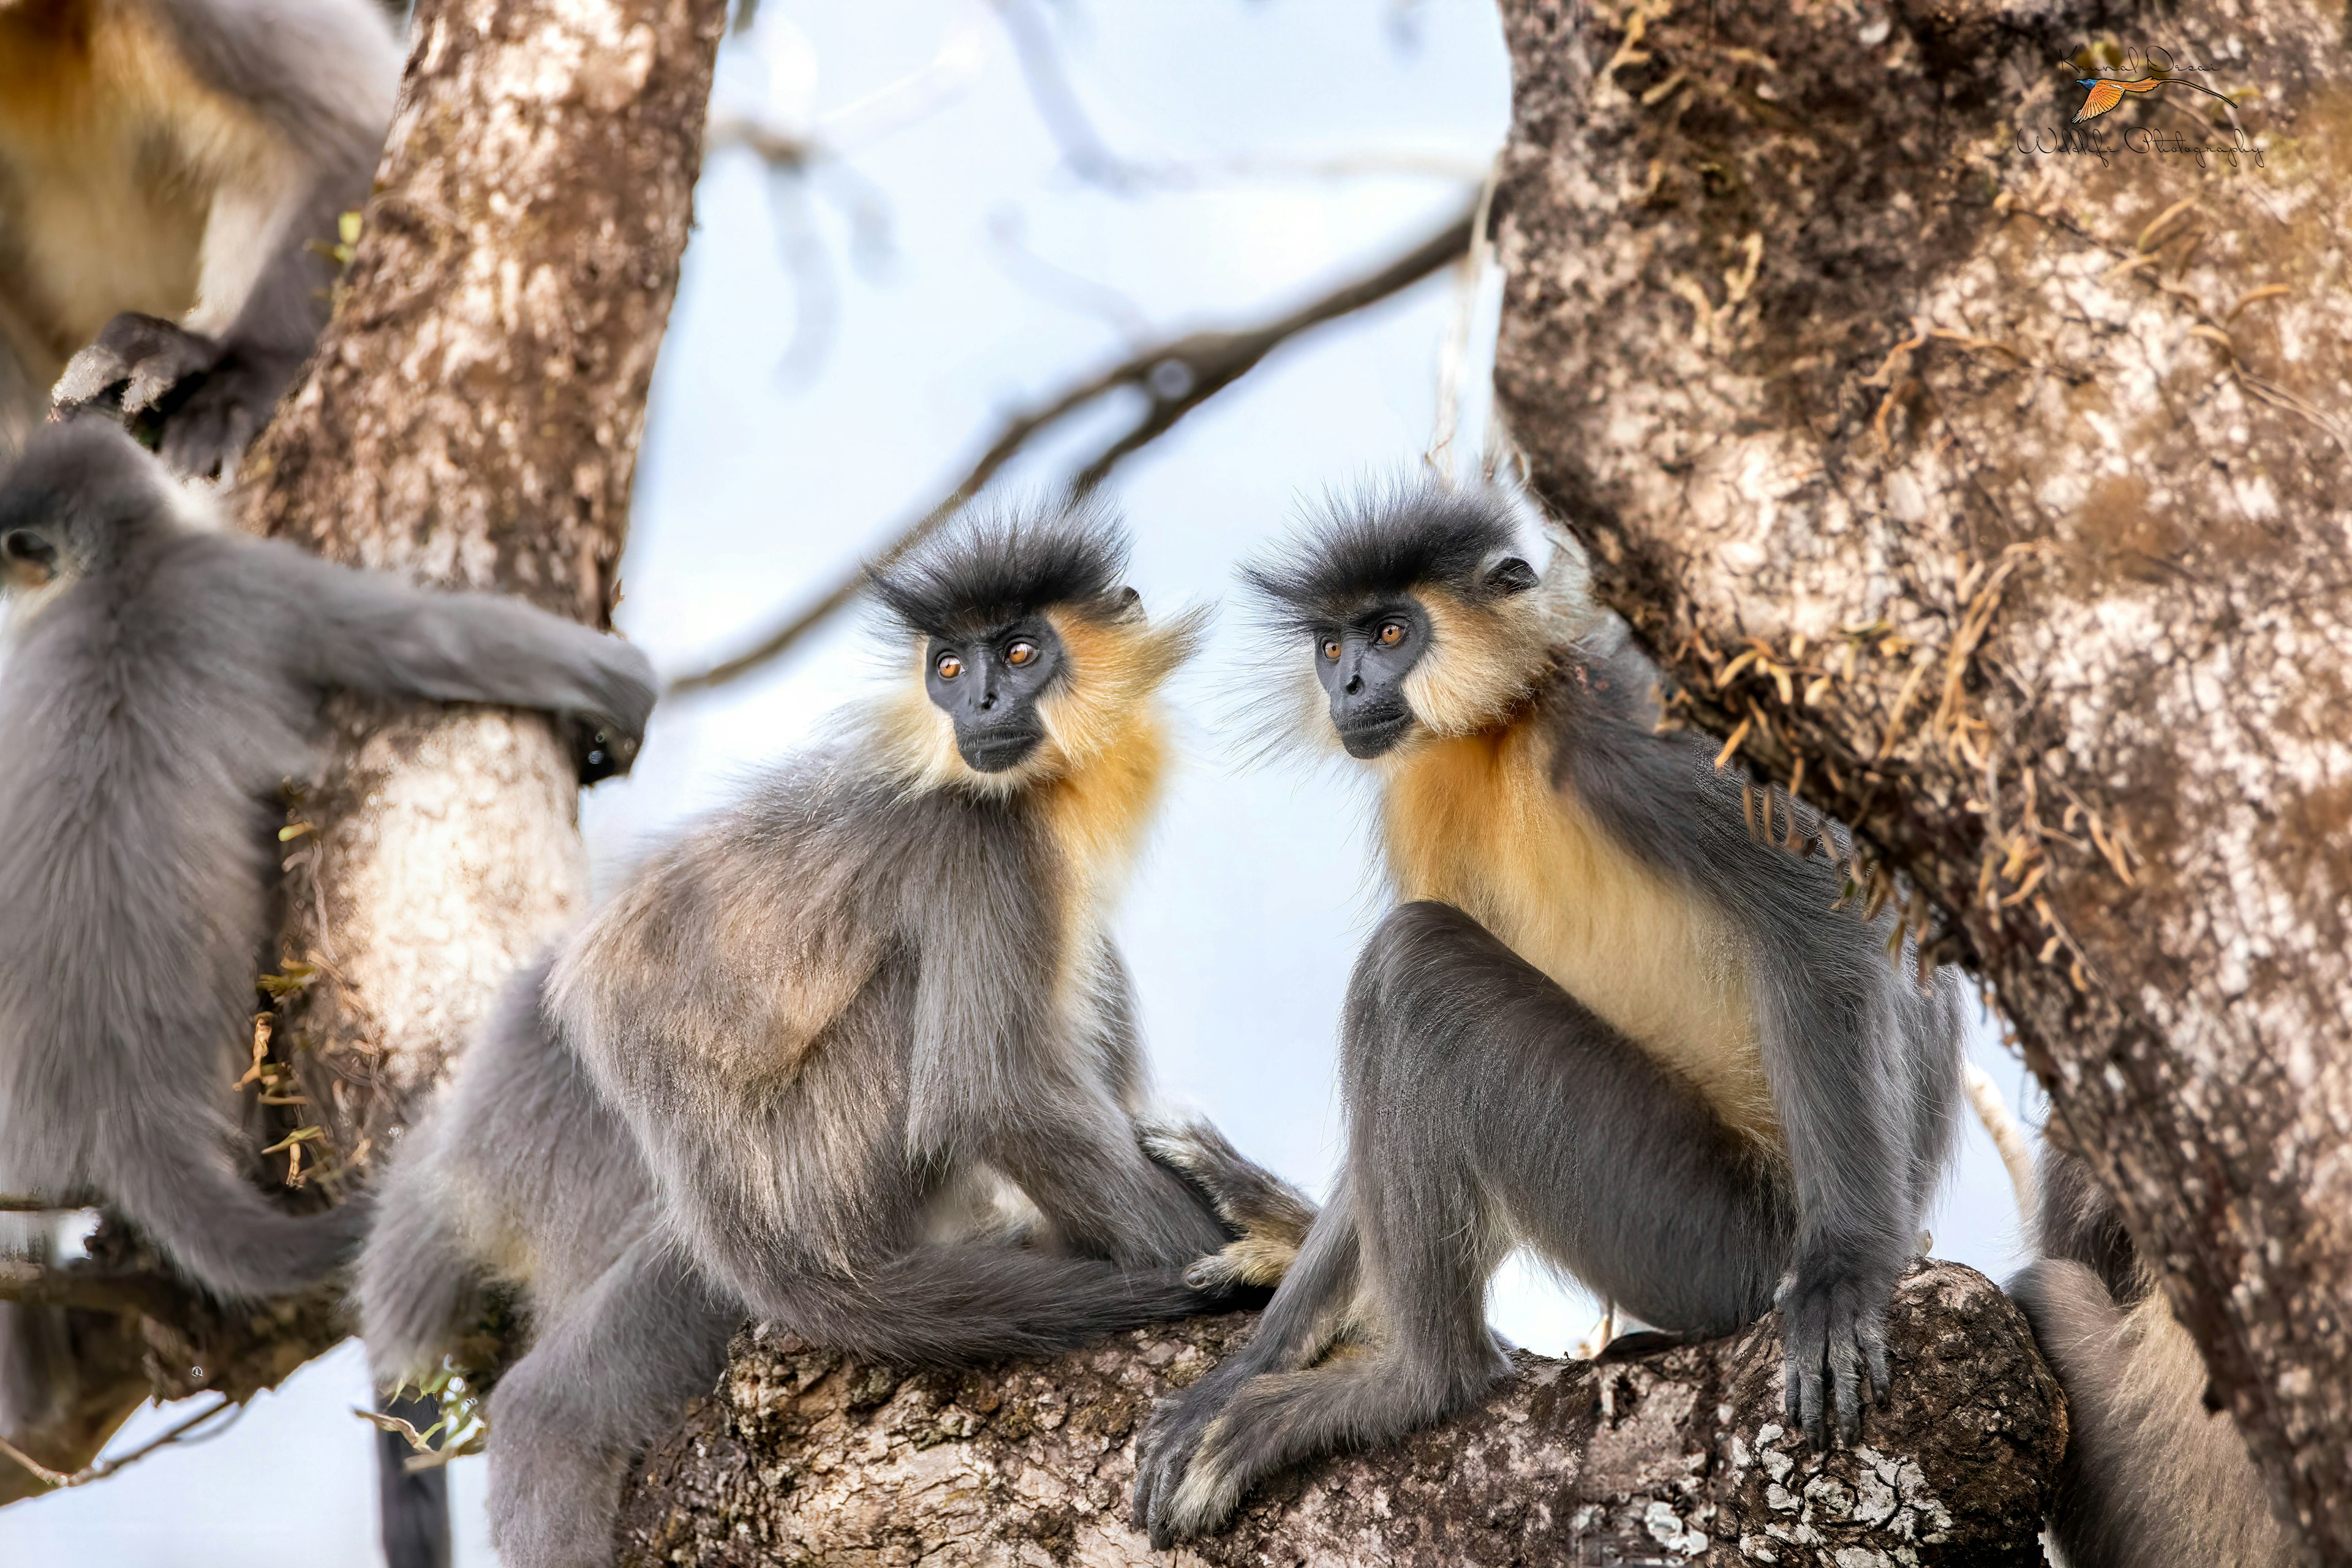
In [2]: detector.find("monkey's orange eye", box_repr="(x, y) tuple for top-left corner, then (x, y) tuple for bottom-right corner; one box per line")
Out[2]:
(1377, 621), (1406, 647)
(1006, 640), (1037, 666)
(935, 653), (963, 680)
(1321, 638), (1341, 661)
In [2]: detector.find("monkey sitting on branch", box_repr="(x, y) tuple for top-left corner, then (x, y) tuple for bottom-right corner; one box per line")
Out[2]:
(0, 0), (402, 473)
(0, 419), (655, 1448)
(1131, 484), (1967, 1545)
(360, 502), (1312, 1568)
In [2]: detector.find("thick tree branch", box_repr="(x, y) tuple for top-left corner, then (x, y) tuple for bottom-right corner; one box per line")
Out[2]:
(619, 1263), (2060, 1566)
(1488, 0), (2352, 1551)
(666, 201), (1476, 694)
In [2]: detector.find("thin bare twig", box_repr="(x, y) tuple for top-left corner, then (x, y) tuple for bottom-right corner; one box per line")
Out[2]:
(1963, 1061), (2038, 1231)
(665, 200), (1477, 695)
(989, 0), (1140, 189)
(0, 1194), (88, 1213)
(0, 1395), (244, 1490)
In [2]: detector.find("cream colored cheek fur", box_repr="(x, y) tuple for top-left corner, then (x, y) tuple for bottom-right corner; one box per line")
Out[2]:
(1398, 590), (1544, 739)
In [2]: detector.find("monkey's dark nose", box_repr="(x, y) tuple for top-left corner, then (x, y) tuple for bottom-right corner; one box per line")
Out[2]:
(1343, 674), (1363, 695)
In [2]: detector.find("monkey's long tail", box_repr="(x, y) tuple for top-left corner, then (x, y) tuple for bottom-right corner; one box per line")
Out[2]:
(355, 1156), (484, 1389)
(756, 1245), (1215, 1370)
(100, 1133), (369, 1302)
(2009, 1257), (2292, 1568)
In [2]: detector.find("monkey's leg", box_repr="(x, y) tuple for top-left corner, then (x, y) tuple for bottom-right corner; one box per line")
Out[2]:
(485, 1234), (738, 1568)
(1148, 902), (1796, 1544)
(1129, 1178), (1362, 1538)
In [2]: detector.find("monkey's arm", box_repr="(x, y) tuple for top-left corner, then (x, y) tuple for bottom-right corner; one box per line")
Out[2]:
(903, 915), (1228, 1270)
(263, 544), (656, 780)
(1562, 639), (1950, 1442)
(55, 0), (401, 474)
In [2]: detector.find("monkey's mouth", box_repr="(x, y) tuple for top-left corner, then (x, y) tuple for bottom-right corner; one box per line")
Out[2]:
(956, 724), (1046, 773)
(1336, 712), (1413, 760)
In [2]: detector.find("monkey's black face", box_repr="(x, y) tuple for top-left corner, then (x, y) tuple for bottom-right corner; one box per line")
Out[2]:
(1311, 598), (1431, 759)
(925, 615), (1066, 772)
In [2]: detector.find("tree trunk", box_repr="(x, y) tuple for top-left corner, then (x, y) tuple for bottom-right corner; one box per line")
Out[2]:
(617, 1263), (2061, 1567)
(1, 0), (725, 1498)
(1485, 0), (2351, 1555)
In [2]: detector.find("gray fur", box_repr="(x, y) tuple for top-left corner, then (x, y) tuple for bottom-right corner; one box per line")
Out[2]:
(1, 0), (400, 473)
(2010, 1150), (2293, 1568)
(361, 506), (1297, 1568)
(1133, 488), (1964, 1545)
(0, 423), (651, 1459)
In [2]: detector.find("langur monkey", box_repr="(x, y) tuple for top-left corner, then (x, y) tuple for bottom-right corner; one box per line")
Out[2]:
(0, 420), (654, 1455)
(1131, 485), (1967, 1544)
(0, 0), (401, 472)
(359, 502), (1311, 1568)
(2010, 1147), (2293, 1568)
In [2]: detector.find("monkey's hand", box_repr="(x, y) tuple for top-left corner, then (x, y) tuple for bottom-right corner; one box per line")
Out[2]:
(55, 314), (299, 478)
(566, 714), (641, 785)
(560, 641), (658, 785)
(1139, 1120), (1316, 1293)
(1776, 1244), (1895, 1447)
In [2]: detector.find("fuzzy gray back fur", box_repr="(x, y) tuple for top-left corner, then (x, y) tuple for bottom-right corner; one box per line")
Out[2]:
(0, 421), (652, 1302)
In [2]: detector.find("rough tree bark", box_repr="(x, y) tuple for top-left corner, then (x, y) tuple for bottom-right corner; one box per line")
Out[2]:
(0, 0), (726, 1498)
(1486, 0), (2350, 1557)
(617, 1264), (2061, 1567)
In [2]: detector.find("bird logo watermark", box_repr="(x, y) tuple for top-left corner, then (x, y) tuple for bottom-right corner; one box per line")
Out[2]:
(2014, 42), (2263, 170)
(2071, 71), (2237, 124)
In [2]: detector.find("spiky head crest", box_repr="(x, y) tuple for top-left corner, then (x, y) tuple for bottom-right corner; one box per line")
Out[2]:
(1237, 481), (1605, 756)
(871, 497), (1135, 641)
(1240, 484), (1527, 634)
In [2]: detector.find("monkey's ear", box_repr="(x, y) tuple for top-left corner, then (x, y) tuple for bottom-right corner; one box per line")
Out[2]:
(2, 529), (57, 571)
(1485, 557), (1538, 596)
(1114, 585), (1144, 619)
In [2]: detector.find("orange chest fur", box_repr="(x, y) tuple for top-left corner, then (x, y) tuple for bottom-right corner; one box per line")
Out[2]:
(1379, 725), (1782, 1148)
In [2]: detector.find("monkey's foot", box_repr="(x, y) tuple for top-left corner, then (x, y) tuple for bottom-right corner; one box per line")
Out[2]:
(1131, 1359), (1257, 1547)
(55, 314), (296, 477)
(1139, 1120), (1316, 1291)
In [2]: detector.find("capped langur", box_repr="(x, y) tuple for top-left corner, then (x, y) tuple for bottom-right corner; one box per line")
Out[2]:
(0, 420), (653, 1374)
(1131, 486), (1966, 1544)
(0, 0), (401, 472)
(2008, 1147), (2292, 1568)
(359, 503), (1311, 1568)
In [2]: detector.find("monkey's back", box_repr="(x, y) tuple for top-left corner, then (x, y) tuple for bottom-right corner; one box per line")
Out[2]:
(547, 742), (1088, 1278)
(0, 529), (317, 1189)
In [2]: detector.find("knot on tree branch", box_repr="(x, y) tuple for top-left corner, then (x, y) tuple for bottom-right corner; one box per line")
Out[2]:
(618, 1261), (2060, 1566)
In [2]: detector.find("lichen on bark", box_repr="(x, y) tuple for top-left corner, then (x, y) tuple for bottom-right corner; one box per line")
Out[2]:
(617, 1262), (2060, 1567)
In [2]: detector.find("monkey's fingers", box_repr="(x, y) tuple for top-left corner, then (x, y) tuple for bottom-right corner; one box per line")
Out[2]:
(1182, 1234), (1299, 1294)
(55, 314), (223, 413)
(1139, 1120), (1316, 1243)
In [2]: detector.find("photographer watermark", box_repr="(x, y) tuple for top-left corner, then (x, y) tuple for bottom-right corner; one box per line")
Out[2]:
(2016, 42), (2264, 171)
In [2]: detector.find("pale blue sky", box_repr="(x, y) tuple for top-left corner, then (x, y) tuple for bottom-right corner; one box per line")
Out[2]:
(0, 4), (2045, 1561)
